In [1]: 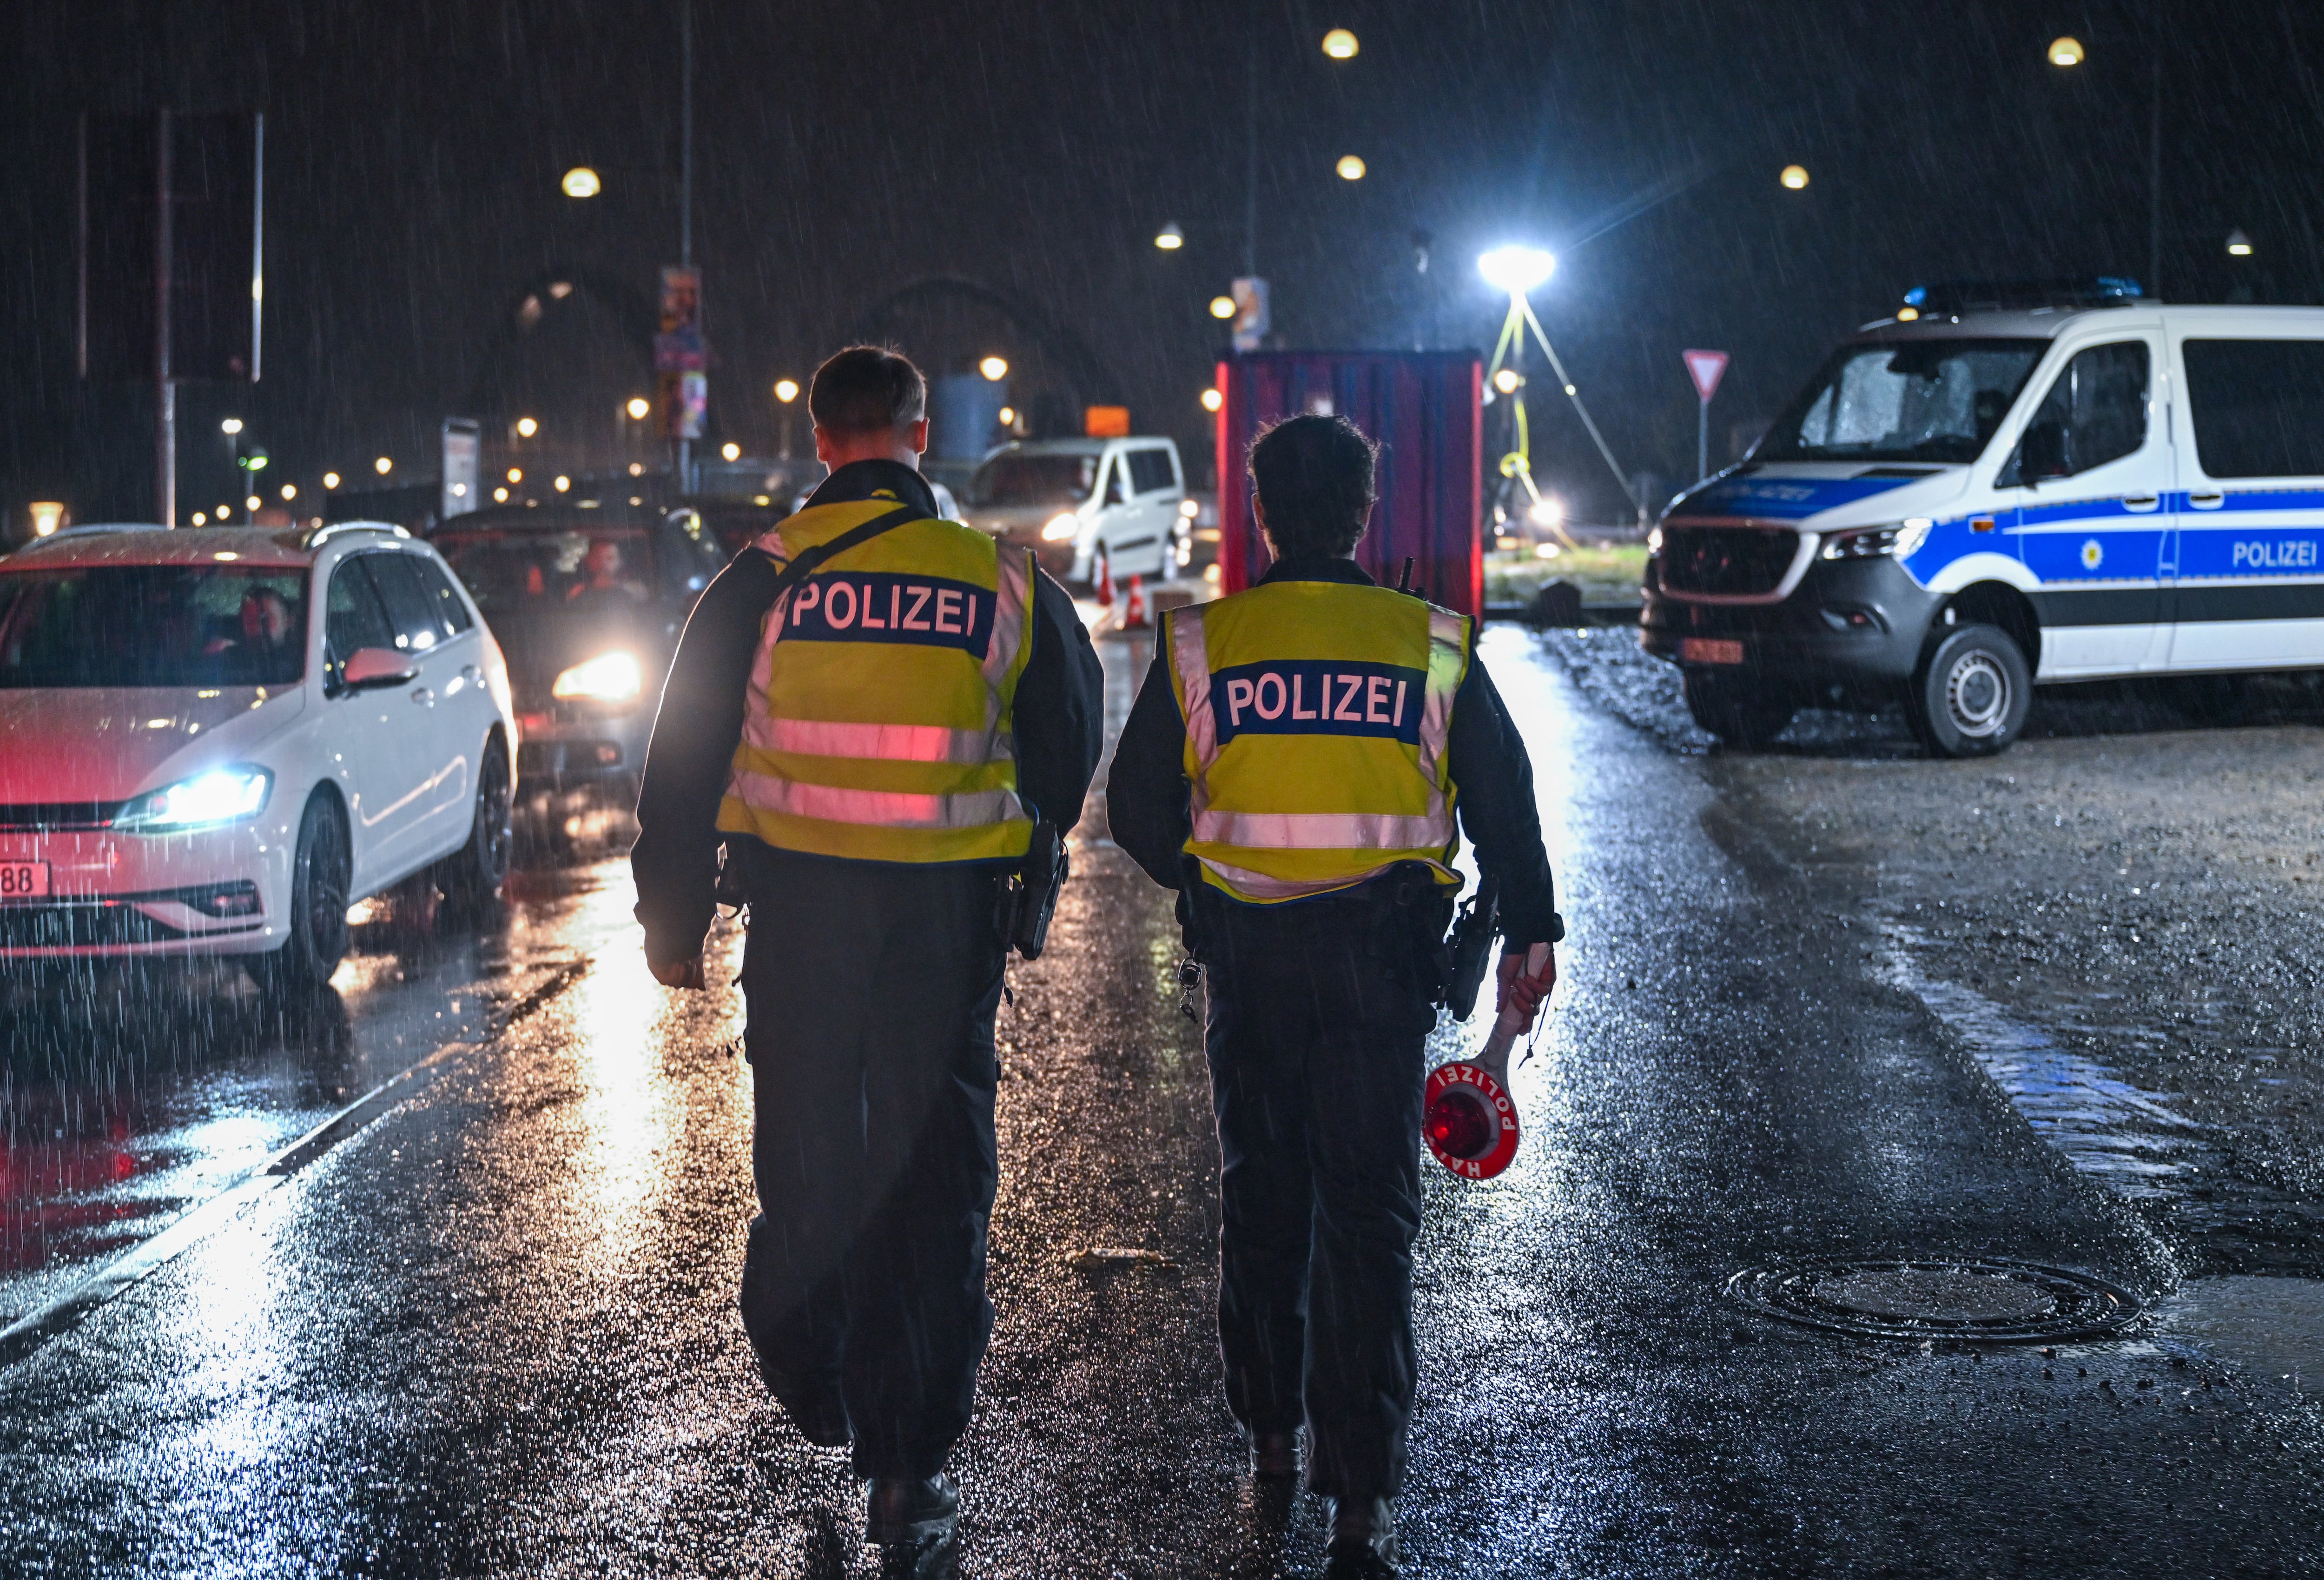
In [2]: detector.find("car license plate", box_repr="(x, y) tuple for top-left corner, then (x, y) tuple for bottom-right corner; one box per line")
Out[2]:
(0, 860), (50, 901)
(1680, 637), (1745, 665)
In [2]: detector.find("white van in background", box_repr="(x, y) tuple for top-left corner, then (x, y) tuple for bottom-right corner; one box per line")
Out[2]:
(964, 437), (1189, 586)
(1641, 285), (2324, 755)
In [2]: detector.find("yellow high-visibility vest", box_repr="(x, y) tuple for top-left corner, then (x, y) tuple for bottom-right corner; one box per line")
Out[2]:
(1166, 578), (1470, 902)
(718, 495), (1037, 864)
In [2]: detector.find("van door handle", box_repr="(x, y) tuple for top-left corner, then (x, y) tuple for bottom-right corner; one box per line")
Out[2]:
(2189, 492), (2225, 510)
(2122, 495), (2159, 512)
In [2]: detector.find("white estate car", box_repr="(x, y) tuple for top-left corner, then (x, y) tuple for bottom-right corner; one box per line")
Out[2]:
(0, 522), (517, 990)
(965, 438), (1190, 585)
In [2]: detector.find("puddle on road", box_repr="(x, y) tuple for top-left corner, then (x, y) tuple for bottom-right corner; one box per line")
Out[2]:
(2152, 1276), (2324, 1396)
(1878, 925), (2213, 1199)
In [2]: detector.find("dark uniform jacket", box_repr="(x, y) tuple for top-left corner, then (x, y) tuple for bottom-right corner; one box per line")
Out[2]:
(1105, 555), (1564, 947)
(632, 459), (1105, 966)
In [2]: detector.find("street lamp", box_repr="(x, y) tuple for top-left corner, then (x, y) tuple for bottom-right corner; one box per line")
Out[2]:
(1155, 223), (1185, 250)
(979, 356), (1009, 382)
(1209, 296), (1237, 320)
(2227, 228), (2254, 257)
(554, 474), (571, 492)
(28, 501), (64, 538)
(626, 396), (651, 420)
(721, 441), (741, 461)
(220, 417), (243, 435)
(1492, 368), (1522, 395)
(774, 379), (799, 404)
(1780, 164), (1809, 190)
(1477, 245), (1556, 296)
(1321, 27), (1358, 59)
(374, 456), (393, 475)
(2048, 36), (2084, 66)
(561, 166), (601, 198)
(1336, 155), (1366, 181)
(1201, 388), (1224, 413)
(515, 416), (538, 438)
(280, 483), (297, 501)
(322, 471), (340, 489)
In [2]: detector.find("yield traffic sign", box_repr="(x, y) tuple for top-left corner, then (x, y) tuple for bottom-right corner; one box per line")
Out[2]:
(1683, 349), (1730, 403)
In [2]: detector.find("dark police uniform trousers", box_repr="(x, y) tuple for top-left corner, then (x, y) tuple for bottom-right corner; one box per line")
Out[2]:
(1195, 877), (1445, 1501)
(735, 843), (1004, 1481)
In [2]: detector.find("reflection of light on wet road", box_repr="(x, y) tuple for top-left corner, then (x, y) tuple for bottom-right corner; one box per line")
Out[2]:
(168, 1208), (286, 1470)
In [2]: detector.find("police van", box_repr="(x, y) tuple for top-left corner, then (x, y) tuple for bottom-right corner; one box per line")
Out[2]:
(1640, 283), (2324, 755)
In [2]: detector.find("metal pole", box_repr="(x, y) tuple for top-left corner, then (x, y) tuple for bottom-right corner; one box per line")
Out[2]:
(1697, 397), (1709, 485)
(2148, 0), (2162, 299)
(677, 0), (694, 491)
(1243, 0), (1256, 280)
(156, 108), (175, 527)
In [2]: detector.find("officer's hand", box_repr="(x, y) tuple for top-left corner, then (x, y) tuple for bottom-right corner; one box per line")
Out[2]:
(1495, 946), (1556, 1026)
(649, 954), (707, 990)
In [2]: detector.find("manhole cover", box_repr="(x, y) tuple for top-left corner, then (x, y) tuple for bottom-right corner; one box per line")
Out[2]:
(1726, 1258), (2138, 1343)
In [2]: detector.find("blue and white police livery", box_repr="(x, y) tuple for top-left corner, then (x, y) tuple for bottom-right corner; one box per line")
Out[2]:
(1641, 290), (2324, 755)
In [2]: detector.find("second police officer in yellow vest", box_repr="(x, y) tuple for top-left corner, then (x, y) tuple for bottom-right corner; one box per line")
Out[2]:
(631, 348), (1103, 1568)
(1109, 414), (1562, 1580)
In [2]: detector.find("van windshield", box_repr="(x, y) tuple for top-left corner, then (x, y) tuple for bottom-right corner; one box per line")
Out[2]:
(969, 454), (1098, 507)
(1757, 339), (2049, 465)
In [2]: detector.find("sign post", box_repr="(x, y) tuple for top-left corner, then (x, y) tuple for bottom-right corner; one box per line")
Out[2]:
(1683, 349), (1730, 484)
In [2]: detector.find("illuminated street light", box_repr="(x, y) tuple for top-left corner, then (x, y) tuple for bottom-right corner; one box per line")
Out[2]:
(1155, 223), (1185, 250)
(246, 494), (262, 512)
(515, 416), (539, 438)
(561, 166), (601, 198)
(494, 486), (509, 503)
(280, 483), (297, 501)
(1478, 245), (1556, 296)
(626, 396), (651, 420)
(774, 379), (800, 403)
(1209, 295), (1237, 320)
(979, 356), (1009, 382)
(507, 467), (523, 483)
(721, 441), (741, 462)
(323, 471), (340, 489)
(1336, 155), (1366, 181)
(1780, 164), (1810, 190)
(191, 512), (206, 526)
(220, 417), (244, 435)
(554, 474), (571, 492)
(2227, 228), (2254, 257)
(998, 406), (1017, 426)
(374, 456), (393, 475)
(29, 501), (64, 537)
(628, 462), (645, 476)
(1321, 27), (1358, 59)
(2048, 36), (2084, 66)
(1201, 388), (1224, 413)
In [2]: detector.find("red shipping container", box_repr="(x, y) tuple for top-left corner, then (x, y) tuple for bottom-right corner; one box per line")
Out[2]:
(1214, 351), (1484, 618)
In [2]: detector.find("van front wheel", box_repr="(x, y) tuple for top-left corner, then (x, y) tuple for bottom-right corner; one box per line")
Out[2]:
(1907, 623), (2031, 757)
(1681, 670), (1794, 748)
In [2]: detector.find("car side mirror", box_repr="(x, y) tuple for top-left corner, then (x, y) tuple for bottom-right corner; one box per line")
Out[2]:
(2015, 420), (2071, 484)
(342, 646), (417, 691)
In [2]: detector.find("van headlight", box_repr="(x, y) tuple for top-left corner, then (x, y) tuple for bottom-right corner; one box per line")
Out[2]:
(552, 651), (643, 703)
(1820, 519), (1933, 560)
(114, 765), (274, 832)
(1041, 513), (1082, 542)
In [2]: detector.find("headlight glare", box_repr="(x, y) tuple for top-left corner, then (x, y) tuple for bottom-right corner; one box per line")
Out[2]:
(1646, 525), (1664, 556)
(552, 651), (644, 702)
(115, 765), (274, 832)
(1041, 513), (1081, 543)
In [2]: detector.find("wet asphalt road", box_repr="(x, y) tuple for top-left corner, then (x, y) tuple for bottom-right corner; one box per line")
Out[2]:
(4, 626), (2323, 1576)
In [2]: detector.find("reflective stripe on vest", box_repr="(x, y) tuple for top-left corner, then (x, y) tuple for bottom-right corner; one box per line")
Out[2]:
(717, 500), (1037, 864)
(1168, 581), (1470, 902)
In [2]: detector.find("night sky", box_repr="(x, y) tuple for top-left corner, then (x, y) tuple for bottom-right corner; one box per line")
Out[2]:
(5, 0), (2321, 529)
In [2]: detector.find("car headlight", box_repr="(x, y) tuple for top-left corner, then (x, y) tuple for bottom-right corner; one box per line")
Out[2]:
(1646, 525), (1664, 556)
(114, 765), (274, 832)
(1041, 513), (1081, 542)
(552, 651), (644, 702)
(1820, 519), (1933, 561)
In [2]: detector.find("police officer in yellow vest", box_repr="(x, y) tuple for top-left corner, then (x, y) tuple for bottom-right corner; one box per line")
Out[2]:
(1107, 415), (1561, 1578)
(633, 347), (1102, 1563)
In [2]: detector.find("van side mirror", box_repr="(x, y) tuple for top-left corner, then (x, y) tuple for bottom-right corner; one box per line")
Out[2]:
(2014, 420), (2071, 484)
(342, 646), (417, 691)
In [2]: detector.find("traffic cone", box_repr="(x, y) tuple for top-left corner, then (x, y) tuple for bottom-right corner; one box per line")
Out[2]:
(1122, 574), (1149, 628)
(1095, 555), (1116, 608)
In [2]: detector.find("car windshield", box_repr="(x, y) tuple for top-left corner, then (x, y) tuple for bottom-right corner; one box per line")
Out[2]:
(1757, 338), (2049, 464)
(434, 526), (657, 611)
(0, 564), (309, 688)
(968, 453), (1098, 507)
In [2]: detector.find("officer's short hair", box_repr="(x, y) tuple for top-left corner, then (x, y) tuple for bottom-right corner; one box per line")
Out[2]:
(1248, 415), (1378, 559)
(810, 346), (927, 436)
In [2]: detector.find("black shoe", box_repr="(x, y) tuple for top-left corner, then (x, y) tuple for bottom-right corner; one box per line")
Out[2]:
(1248, 1427), (1301, 1479)
(866, 1473), (960, 1550)
(1324, 1496), (1402, 1577)
(755, 1356), (852, 1448)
